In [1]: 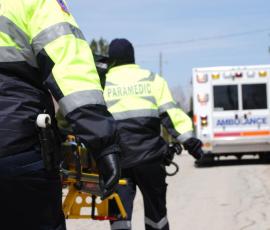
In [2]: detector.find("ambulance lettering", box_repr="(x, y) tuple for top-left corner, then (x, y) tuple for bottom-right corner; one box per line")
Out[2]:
(216, 117), (267, 126)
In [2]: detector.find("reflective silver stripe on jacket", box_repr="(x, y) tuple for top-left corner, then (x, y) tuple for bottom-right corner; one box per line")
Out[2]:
(139, 72), (156, 82)
(141, 96), (156, 104)
(0, 16), (38, 67)
(111, 220), (131, 230)
(105, 81), (116, 87)
(106, 99), (120, 108)
(176, 131), (194, 143)
(0, 47), (25, 62)
(158, 102), (178, 114)
(59, 90), (106, 116)
(32, 22), (85, 55)
(145, 216), (168, 229)
(112, 109), (159, 121)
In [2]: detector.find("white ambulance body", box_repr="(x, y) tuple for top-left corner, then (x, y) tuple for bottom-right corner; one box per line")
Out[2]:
(193, 65), (270, 157)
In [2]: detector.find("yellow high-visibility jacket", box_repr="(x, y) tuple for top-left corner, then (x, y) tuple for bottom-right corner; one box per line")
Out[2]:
(0, 0), (118, 158)
(104, 64), (193, 168)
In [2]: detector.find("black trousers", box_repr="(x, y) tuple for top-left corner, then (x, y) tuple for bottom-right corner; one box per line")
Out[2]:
(0, 150), (66, 230)
(110, 159), (169, 230)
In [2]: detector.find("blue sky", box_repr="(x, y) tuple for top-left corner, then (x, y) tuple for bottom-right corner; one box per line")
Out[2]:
(67, 0), (270, 90)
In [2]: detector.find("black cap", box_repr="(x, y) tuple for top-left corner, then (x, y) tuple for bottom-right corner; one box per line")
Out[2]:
(108, 38), (135, 67)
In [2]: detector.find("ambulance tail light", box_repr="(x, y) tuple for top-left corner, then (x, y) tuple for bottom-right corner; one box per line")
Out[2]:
(193, 115), (197, 125)
(201, 116), (208, 127)
(197, 93), (209, 103)
(259, 71), (268, 77)
(197, 73), (208, 83)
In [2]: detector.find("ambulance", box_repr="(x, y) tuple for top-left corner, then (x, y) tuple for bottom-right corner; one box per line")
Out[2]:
(192, 65), (270, 160)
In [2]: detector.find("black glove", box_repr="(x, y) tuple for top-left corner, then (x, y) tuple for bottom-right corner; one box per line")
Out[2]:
(97, 153), (121, 200)
(183, 137), (204, 160)
(163, 143), (182, 166)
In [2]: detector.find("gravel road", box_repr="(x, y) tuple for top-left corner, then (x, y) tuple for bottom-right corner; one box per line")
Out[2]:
(67, 152), (270, 230)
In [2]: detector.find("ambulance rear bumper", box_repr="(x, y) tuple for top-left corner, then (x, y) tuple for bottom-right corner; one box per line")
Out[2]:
(202, 137), (270, 154)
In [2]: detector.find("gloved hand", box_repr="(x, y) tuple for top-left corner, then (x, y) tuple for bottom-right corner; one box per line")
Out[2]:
(183, 137), (204, 160)
(97, 153), (121, 200)
(163, 143), (182, 166)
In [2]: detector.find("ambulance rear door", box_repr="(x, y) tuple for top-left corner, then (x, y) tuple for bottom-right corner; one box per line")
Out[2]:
(212, 66), (270, 153)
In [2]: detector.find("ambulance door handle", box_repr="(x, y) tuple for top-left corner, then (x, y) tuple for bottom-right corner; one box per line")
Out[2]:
(235, 114), (239, 120)
(243, 114), (247, 120)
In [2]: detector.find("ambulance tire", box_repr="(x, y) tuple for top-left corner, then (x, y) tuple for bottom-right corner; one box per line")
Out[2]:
(194, 154), (214, 167)
(259, 153), (270, 162)
(235, 154), (242, 161)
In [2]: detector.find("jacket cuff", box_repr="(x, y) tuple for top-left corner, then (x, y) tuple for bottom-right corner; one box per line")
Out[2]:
(97, 144), (121, 159)
(176, 131), (194, 144)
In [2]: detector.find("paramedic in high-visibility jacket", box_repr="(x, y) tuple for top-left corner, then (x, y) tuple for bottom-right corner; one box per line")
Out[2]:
(0, 0), (120, 229)
(104, 38), (204, 230)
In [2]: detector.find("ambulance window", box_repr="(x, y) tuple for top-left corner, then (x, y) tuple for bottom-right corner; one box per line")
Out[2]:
(213, 85), (238, 111)
(242, 84), (267, 110)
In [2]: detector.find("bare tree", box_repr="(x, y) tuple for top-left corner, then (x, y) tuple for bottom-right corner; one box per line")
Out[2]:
(170, 85), (191, 112)
(90, 39), (98, 53)
(90, 38), (109, 56)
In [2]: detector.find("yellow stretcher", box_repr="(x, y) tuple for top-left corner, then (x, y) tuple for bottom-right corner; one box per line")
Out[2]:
(61, 136), (127, 221)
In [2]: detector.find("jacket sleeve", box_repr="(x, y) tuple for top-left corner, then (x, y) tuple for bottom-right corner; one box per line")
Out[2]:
(153, 74), (194, 143)
(26, 0), (119, 159)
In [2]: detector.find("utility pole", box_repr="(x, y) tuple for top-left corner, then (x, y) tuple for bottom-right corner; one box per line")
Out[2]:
(159, 52), (172, 141)
(159, 52), (163, 76)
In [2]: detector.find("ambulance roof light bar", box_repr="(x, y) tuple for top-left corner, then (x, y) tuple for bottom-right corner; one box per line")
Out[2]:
(224, 72), (232, 79)
(234, 72), (243, 78)
(259, 70), (268, 77)
(212, 73), (220, 80)
(196, 73), (208, 83)
(247, 71), (255, 78)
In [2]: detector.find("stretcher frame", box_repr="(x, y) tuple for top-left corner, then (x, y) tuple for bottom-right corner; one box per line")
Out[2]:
(61, 137), (127, 220)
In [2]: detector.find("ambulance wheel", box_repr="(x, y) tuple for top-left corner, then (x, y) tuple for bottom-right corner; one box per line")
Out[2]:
(36, 114), (51, 128)
(259, 153), (270, 162)
(195, 154), (214, 167)
(236, 155), (242, 161)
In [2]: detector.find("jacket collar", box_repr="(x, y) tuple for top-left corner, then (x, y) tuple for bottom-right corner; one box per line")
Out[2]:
(108, 64), (140, 73)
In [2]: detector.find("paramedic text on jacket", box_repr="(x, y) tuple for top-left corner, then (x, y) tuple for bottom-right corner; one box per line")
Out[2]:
(104, 38), (203, 230)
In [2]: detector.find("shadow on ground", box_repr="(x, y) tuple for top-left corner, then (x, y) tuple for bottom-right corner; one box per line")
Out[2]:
(196, 156), (270, 168)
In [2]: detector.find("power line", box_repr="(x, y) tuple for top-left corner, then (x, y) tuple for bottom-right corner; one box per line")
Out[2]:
(135, 28), (270, 48)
